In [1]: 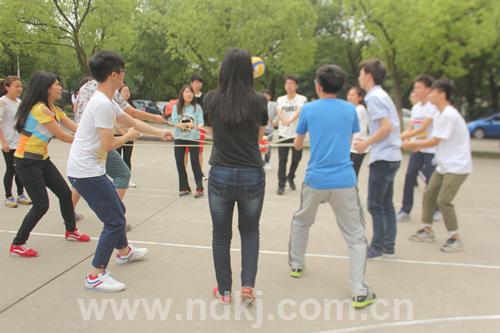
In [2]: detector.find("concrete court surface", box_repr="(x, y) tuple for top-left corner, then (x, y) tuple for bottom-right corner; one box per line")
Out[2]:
(0, 139), (499, 333)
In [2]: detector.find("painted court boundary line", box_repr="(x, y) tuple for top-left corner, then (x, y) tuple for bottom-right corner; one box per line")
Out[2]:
(1, 230), (500, 271)
(315, 315), (500, 333)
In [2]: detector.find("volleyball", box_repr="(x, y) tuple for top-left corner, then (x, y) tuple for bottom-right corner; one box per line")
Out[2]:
(252, 56), (265, 78)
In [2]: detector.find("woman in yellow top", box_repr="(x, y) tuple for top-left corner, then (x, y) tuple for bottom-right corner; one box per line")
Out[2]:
(10, 71), (90, 258)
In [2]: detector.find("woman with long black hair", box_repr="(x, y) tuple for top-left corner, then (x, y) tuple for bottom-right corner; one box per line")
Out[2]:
(10, 71), (89, 257)
(204, 48), (268, 304)
(172, 84), (204, 197)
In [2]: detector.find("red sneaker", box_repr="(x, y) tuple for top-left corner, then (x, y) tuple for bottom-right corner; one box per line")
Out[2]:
(65, 228), (90, 242)
(10, 244), (39, 257)
(241, 287), (256, 304)
(213, 287), (231, 304)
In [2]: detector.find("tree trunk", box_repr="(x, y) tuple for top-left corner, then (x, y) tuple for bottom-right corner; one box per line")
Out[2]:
(488, 69), (499, 112)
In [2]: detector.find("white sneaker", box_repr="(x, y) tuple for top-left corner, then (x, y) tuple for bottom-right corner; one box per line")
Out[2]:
(129, 181), (137, 188)
(396, 210), (410, 222)
(441, 237), (464, 253)
(115, 245), (148, 265)
(433, 211), (441, 222)
(85, 271), (125, 292)
(264, 163), (272, 170)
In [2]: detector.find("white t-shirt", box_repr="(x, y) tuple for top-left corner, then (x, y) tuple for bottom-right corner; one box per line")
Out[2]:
(351, 104), (370, 153)
(0, 96), (21, 149)
(277, 94), (307, 138)
(67, 91), (125, 178)
(75, 80), (129, 124)
(411, 101), (439, 154)
(432, 105), (472, 174)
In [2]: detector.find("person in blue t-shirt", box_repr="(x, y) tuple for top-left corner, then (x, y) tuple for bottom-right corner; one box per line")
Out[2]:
(288, 64), (375, 309)
(172, 84), (204, 198)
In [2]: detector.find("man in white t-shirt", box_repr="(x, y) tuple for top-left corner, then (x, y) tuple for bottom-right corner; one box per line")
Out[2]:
(402, 78), (472, 253)
(276, 76), (307, 195)
(398, 75), (439, 222)
(67, 51), (150, 292)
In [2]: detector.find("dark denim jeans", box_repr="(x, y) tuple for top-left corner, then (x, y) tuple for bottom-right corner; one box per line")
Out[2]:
(68, 175), (128, 269)
(367, 160), (400, 253)
(401, 151), (435, 213)
(208, 166), (265, 293)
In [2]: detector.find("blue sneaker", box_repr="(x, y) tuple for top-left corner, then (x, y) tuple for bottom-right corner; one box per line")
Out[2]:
(367, 247), (383, 260)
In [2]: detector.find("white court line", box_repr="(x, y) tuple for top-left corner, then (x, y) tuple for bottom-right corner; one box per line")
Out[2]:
(1, 229), (500, 271)
(315, 315), (500, 333)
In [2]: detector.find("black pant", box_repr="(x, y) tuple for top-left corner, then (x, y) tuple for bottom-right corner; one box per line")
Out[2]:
(174, 140), (203, 191)
(278, 137), (302, 188)
(2, 149), (24, 198)
(13, 158), (76, 245)
(401, 151), (436, 213)
(350, 152), (366, 178)
(116, 141), (134, 170)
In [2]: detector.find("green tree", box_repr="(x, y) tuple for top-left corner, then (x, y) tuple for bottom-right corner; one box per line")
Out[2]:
(163, 0), (318, 95)
(1, 0), (135, 77)
(345, 0), (499, 114)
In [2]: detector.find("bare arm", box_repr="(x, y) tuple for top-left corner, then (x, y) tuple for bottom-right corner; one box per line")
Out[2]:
(0, 128), (9, 152)
(289, 105), (302, 123)
(60, 116), (78, 133)
(43, 120), (74, 143)
(353, 117), (393, 153)
(259, 126), (266, 140)
(402, 137), (440, 150)
(294, 134), (305, 150)
(99, 127), (140, 152)
(401, 118), (433, 140)
(123, 106), (167, 124)
(365, 117), (392, 145)
(117, 113), (172, 140)
(277, 107), (287, 123)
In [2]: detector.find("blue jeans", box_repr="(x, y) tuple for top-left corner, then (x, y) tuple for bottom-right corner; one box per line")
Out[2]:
(208, 166), (265, 293)
(401, 152), (435, 213)
(367, 160), (400, 253)
(68, 175), (128, 269)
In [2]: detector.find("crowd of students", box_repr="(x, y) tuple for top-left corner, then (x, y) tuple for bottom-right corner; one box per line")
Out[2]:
(0, 49), (472, 308)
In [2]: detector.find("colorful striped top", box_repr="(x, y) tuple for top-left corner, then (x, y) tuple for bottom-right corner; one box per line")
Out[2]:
(14, 102), (66, 160)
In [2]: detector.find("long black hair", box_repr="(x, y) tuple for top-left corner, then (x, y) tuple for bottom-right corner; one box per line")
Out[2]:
(205, 48), (261, 128)
(176, 84), (197, 117)
(15, 71), (60, 133)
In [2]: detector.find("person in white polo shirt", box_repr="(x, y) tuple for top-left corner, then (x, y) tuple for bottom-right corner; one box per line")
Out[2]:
(403, 78), (472, 253)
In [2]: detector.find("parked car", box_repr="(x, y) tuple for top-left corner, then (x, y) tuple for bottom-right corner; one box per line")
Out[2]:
(132, 99), (162, 115)
(467, 112), (500, 139)
(164, 99), (178, 120)
(156, 101), (168, 114)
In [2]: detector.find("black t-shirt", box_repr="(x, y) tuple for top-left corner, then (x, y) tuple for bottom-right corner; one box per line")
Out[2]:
(205, 91), (268, 168)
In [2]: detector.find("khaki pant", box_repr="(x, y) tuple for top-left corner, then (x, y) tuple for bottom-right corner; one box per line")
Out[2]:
(422, 172), (468, 232)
